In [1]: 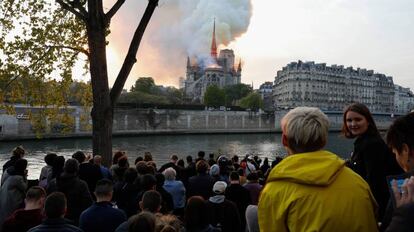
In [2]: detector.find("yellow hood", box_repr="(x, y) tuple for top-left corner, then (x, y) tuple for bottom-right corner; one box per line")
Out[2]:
(267, 150), (345, 186)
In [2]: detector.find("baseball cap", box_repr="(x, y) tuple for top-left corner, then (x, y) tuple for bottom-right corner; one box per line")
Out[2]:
(213, 181), (227, 194)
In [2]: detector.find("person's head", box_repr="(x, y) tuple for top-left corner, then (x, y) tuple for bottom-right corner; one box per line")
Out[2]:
(196, 160), (208, 174)
(247, 172), (259, 183)
(212, 181), (227, 195)
(124, 167), (138, 183)
(209, 153), (215, 159)
(271, 156), (284, 168)
(25, 186), (46, 210)
(94, 179), (113, 201)
(72, 151), (86, 163)
(128, 211), (156, 232)
(118, 155), (129, 168)
(52, 155), (65, 176)
(93, 155), (102, 166)
(185, 196), (210, 230)
(163, 167), (177, 181)
(135, 156), (144, 165)
(342, 103), (379, 138)
(281, 107), (329, 155)
(141, 174), (157, 191)
(63, 158), (79, 174)
(144, 152), (153, 162)
(157, 215), (182, 232)
(170, 155), (178, 163)
(263, 157), (269, 165)
(136, 161), (150, 175)
(139, 190), (162, 213)
(232, 155), (239, 163)
(237, 167), (244, 177)
(197, 151), (205, 158)
(12, 146), (25, 158)
(230, 171), (240, 183)
(113, 151), (125, 165)
(387, 113), (414, 172)
(209, 164), (220, 176)
(14, 158), (28, 175)
(186, 155), (193, 163)
(177, 159), (185, 168)
(44, 153), (57, 166)
(44, 192), (67, 219)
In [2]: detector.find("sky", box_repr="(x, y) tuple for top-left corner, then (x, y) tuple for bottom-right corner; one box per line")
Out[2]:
(99, 0), (414, 91)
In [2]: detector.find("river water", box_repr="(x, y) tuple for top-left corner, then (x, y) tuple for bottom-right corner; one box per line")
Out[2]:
(0, 133), (354, 179)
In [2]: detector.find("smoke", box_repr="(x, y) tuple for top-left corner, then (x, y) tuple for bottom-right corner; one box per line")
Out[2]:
(107, 0), (252, 87)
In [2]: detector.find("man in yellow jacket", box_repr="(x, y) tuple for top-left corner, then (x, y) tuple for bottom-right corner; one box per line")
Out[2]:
(258, 107), (378, 232)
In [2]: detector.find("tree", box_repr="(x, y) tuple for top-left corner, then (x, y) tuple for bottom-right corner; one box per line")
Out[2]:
(0, 0), (159, 165)
(130, 77), (156, 94)
(239, 92), (264, 110)
(223, 83), (252, 106)
(204, 85), (225, 108)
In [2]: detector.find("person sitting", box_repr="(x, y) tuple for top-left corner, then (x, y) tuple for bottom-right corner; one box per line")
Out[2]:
(2, 186), (46, 232)
(79, 179), (126, 232)
(28, 192), (82, 232)
(258, 107), (378, 232)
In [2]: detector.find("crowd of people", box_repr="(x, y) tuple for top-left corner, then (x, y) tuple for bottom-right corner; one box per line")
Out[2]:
(0, 102), (413, 232)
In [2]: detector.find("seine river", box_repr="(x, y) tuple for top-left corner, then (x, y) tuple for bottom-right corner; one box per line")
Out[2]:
(0, 133), (353, 179)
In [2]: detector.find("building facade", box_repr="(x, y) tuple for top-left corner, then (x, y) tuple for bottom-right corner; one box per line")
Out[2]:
(394, 85), (414, 114)
(184, 21), (241, 103)
(273, 61), (395, 113)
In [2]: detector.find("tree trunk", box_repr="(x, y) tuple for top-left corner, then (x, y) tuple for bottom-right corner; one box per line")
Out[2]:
(87, 1), (113, 166)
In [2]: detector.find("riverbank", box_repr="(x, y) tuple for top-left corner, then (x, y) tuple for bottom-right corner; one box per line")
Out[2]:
(0, 108), (394, 141)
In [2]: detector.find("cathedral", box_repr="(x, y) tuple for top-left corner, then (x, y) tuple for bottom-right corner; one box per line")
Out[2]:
(184, 20), (242, 103)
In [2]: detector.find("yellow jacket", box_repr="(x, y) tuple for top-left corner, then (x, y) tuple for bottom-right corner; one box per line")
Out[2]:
(258, 150), (378, 232)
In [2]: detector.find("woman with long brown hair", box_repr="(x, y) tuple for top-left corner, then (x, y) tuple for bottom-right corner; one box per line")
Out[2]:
(342, 102), (402, 221)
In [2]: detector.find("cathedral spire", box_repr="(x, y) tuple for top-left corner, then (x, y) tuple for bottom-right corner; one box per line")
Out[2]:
(187, 56), (191, 68)
(237, 59), (242, 73)
(210, 18), (217, 60)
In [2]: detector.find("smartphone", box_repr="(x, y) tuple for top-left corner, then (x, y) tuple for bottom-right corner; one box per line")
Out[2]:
(387, 172), (414, 207)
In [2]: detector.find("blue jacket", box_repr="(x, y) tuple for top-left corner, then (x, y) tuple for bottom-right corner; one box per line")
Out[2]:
(163, 180), (186, 209)
(79, 201), (126, 232)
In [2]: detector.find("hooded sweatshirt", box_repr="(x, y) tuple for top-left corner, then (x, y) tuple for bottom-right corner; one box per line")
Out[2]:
(258, 150), (378, 232)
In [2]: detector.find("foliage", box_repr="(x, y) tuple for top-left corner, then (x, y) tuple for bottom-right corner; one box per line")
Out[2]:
(204, 85), (225, 108)
(239, 92), (264, 110)
(122, 77), (183, 105)
(223, 83), (252, 106)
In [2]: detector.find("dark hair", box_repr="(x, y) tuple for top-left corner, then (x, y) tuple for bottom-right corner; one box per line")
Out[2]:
(124, 168), (138, 183)
(136, 161), (150, 175)
(247, 172), (259, 182)
(95, 179), (113, 197)
(237, 167), (244, 176)
(141, 190), (162, 213)
(44, 153), (57, 166)
(44, 192), (66, 219)
(51, 156), (65, 179)
(14, 159), (28, 175)
(342, 103), (379, 138)
(232, 155), (239, 163)
(170, 155), (178, 161)
(140, 174), (157, 191)
(113, 151), (125, 165)
(271, 156), (284, 168)
(72, 151), (86, 163)
(185, 196), (210, 230)
(118, 156), (129, 168)
(144, 152), (153, 162)
(177, 159), (185, 168)
(230, 171), (239, 181)
(135, 156), (144, 165)
(12, 146), (25, 157)
(186, 155), (193, 163)
(26, 186), (46, 201)
(387, 113), (414, 154)
(128, 212), (156, 232)
(195, 160), (208, 174)
(197, 151), (205, 158)
(64, 158), (79, 174)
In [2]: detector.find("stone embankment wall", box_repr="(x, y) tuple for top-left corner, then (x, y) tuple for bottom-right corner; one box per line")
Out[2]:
(0, 108), (395, 141)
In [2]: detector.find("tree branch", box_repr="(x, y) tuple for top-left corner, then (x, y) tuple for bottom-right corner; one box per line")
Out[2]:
(45, 45), (89, 57)
(110, 0), (159, 105)
(56, 0), (87, 21)
(105, 0), (126, 23)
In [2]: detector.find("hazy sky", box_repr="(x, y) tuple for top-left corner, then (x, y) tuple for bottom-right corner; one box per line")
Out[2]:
(100, 0), (414, 91)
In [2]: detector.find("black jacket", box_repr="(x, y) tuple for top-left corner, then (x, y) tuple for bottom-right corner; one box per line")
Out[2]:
(28, 218), (83, 232)
(385, 203), (414, 232)
(349, 133), (403, 220)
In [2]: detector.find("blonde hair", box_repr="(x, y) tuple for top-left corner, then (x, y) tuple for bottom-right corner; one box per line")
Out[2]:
(282, 107), (329, 153)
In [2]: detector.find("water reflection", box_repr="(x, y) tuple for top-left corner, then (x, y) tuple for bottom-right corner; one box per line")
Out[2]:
(0, 133), (353, 179)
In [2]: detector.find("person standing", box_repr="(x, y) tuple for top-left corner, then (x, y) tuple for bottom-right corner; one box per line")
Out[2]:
(343, 103), (403, 220)
(259, 107), (378, 232)
(79, 179), (127, 232)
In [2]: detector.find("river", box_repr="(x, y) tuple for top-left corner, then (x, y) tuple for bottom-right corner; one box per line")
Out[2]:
(0, 133), (354, 179)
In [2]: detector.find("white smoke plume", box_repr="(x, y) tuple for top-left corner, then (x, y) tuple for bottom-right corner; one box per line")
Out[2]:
(107, 0), (252, 87)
